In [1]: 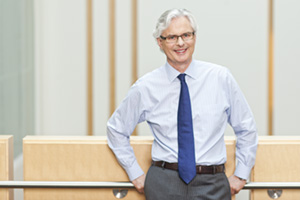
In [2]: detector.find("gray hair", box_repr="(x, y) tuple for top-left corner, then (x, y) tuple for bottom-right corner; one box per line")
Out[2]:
(153, 8), (198, 39)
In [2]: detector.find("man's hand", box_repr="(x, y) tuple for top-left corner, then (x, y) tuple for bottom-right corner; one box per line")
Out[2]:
(132, 174), (146, 194)
(228, 175), (246, 195)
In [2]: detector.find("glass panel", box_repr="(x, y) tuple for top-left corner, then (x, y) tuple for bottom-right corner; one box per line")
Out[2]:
(0, 0), (34, 158)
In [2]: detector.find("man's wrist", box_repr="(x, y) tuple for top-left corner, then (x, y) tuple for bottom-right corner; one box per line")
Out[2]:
(237, 176), (247, 182)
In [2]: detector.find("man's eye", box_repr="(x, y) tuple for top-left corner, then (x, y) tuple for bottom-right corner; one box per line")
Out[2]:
(168, 36), (176, 40)
(183, 33), (190, 38)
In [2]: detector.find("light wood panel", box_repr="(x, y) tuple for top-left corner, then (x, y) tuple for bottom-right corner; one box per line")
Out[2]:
(23, 136), (236, 200)
(131, 0), (138, 86)
(268, 0), (274, 136)
(0, 135), (14, 200)
(109, 0), (116, 116)
(131, 0), (138, 136)
(23, 136), (150, 200)
(86, 0), (94, 136)
(251, 136), (300, 199)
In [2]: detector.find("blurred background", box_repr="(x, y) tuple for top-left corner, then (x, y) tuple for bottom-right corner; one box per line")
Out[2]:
(1, 0), (300, 199)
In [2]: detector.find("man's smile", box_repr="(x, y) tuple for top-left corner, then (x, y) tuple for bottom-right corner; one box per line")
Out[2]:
(174, 48), (188, 54)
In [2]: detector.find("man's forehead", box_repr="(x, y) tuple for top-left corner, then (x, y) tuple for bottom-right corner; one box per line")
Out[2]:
(162, 17), (193, 35)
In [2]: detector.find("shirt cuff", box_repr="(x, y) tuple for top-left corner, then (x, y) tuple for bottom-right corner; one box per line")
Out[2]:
(234, 161), (252, 180)
(124, 159), (145, 181)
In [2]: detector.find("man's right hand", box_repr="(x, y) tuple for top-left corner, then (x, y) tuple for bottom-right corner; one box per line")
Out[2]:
(132, 174), (146, 194)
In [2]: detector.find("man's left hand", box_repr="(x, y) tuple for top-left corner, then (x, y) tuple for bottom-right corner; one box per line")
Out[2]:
(228, 175), (246, 195)
(132, 174), (146, 194)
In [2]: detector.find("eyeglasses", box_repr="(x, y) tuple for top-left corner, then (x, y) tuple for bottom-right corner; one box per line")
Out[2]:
(160, 32), (195, 44)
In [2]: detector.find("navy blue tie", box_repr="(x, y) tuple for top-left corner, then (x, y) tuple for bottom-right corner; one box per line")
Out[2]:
(177, 74), (196, 184)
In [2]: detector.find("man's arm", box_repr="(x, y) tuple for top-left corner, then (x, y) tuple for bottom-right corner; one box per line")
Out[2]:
(225, 69), (258, 192)
(107, 125), (146, 192)
(107, 124), (145, 181)
(107, 84), (146, 190)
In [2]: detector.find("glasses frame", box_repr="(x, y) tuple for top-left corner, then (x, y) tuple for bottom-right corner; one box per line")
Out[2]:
(160, 32), (195, 43)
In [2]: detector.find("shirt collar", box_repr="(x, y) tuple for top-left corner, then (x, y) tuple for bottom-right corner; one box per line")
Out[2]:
(165, 59), (197, 82)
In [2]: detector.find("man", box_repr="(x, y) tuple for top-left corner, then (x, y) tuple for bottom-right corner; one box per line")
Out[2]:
(107, 8), (258, 200)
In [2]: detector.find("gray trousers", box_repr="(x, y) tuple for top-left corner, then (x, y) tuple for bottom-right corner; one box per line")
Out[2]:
(144, 166), (231, 200)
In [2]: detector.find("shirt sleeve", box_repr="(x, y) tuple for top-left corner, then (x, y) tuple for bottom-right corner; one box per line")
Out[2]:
(107, 83), (146, 181)
(225, 69), (258, 180)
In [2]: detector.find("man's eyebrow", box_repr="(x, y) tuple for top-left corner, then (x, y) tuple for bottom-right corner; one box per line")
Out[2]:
(165, 31), (193, 36)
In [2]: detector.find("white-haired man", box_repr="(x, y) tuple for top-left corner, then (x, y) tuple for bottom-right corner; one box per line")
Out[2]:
(107, 8), (258, 199)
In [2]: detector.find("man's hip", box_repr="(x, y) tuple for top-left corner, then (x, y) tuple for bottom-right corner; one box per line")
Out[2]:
(144, 163), (231, 200)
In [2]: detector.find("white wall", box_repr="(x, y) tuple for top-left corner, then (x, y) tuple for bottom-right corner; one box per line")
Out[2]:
(93, 0), (110, 136)
(274, 0), (300, 135)
(35, 0), (87, 135)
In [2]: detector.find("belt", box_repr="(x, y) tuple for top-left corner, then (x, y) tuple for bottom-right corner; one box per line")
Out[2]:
(152, 161), (225, 174)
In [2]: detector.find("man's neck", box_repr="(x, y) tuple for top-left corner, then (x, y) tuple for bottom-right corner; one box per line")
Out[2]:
(167, 59), (193, 73)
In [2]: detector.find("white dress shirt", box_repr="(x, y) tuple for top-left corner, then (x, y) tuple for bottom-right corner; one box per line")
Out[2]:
(107, 59), (258, 181)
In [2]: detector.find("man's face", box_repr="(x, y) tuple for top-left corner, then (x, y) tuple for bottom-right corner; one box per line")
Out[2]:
(157, 16), (196, 70)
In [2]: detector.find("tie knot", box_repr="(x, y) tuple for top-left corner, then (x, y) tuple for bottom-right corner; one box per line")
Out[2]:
(177, 73), (186, 82)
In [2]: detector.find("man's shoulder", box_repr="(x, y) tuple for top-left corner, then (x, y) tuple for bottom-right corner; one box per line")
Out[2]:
(195, 60), (226, 69)
(194, 60), (229, 76)
(135, 65), (166, 85)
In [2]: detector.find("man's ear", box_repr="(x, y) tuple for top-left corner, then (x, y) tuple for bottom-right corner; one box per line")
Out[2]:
(157, 38), (163, 49)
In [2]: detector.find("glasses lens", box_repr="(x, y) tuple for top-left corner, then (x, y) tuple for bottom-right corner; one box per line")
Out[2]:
(182, 32), (194, 41)
(166, 35), (177, 43)
(165, 32), (194, 43)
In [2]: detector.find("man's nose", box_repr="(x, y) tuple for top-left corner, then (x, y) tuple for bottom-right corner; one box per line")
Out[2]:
(176, 36), (184, 46)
